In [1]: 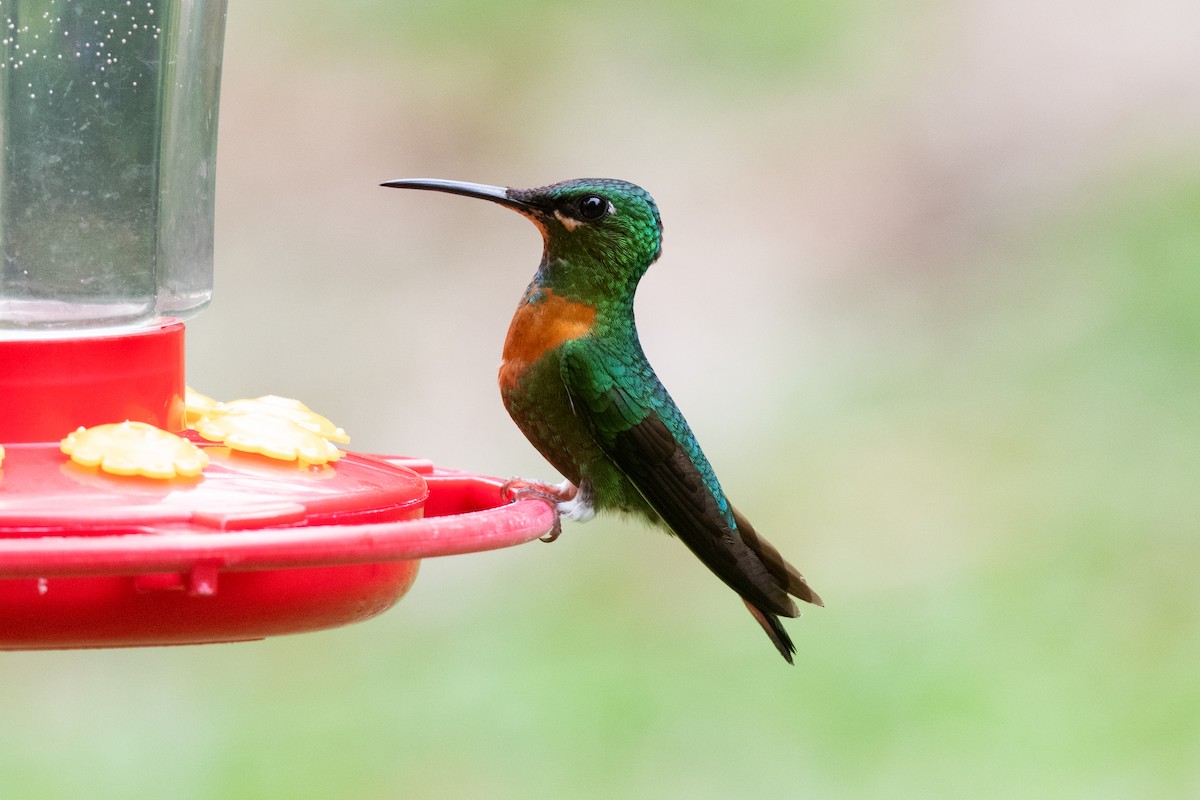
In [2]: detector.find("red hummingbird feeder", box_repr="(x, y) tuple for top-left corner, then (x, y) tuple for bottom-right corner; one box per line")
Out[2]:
(0, 0), (555, 649)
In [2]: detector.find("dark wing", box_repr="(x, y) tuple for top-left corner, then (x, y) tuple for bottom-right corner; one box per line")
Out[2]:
(560, 340), (814, 619)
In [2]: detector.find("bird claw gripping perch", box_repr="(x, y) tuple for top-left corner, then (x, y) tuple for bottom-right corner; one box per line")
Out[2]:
(500, 478), (574, 542)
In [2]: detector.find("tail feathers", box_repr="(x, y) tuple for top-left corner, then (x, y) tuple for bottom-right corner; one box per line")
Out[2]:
(744, 600), (796, 665)
(732, 506), (821, 664)
(732, 506), (823, 608)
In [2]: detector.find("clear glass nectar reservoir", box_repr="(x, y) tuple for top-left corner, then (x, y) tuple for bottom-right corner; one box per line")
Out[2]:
(0, 0), (227, 335)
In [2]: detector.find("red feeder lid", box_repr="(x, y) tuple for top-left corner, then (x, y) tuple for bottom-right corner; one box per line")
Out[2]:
(0, 323), (186, 442)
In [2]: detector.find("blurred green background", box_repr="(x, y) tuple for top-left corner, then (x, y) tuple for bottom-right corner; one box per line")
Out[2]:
(4, 0), (1200, 797)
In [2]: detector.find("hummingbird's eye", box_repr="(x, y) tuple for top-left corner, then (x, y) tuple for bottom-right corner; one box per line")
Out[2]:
(577, 194), (609, 221)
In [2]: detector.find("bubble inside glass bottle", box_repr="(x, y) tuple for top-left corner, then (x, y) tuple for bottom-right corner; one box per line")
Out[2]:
(0, 0), (226, 336)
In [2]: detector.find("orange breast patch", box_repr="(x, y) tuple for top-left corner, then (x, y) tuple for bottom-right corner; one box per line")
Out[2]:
(499, 288), (596, 389)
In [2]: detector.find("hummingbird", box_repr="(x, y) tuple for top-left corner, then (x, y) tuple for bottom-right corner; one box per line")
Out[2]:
(381, 177), (822, 663)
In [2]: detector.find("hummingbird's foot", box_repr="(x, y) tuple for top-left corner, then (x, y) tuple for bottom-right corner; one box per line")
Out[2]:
(501, 477), (576, 503)
(501, 478), (571, 541)
(500, 478), (587, 542)
(541, 518), (563, 543)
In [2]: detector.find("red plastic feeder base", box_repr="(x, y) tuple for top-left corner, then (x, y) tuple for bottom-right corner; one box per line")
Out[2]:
(0, 446), (556, 650)
(0, 326), (555, 649)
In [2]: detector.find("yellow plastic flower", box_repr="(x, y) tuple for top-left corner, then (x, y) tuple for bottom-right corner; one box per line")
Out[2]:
(211, 395), (349, 444)
(184, 387), (221, 429)
(194, 412), (343, 466)
(61, 421), (209, 479)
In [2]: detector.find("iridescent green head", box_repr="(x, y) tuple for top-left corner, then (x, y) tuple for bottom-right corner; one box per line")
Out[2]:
(382, 177), (663, 304)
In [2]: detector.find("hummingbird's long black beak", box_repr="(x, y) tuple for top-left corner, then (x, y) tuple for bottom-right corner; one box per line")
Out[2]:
(380, 178), (540, 213)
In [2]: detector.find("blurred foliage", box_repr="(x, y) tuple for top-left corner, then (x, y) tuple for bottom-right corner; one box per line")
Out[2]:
(266, 0), (871, 83)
